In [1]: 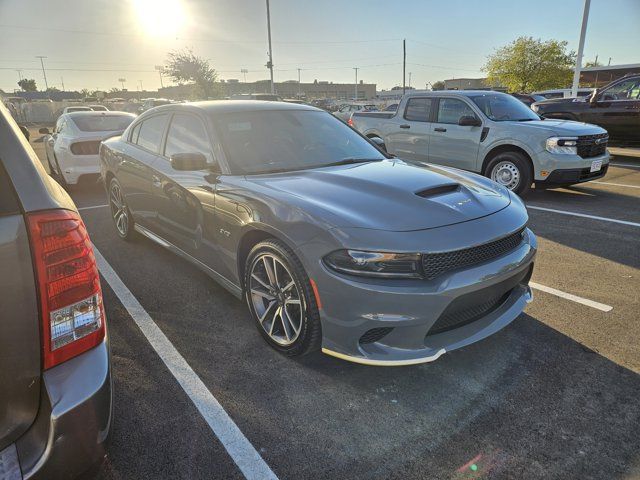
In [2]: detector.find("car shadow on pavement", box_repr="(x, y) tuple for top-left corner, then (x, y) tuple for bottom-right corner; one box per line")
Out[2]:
(290, 314), (640, 479)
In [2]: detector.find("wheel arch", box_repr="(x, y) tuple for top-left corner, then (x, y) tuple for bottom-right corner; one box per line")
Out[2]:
(481, 144), (534, 176)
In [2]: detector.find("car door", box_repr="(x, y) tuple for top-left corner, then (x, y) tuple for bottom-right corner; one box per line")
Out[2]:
(427, 97), (482, 171)
(582, 77), (640, 143)
(150, 112), (223, 271)
(384, 97), (433, 163)
(117, 113), (169, 228)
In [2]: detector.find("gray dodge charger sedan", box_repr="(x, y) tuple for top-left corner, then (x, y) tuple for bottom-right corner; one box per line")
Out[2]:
(100, 101), (536, 366)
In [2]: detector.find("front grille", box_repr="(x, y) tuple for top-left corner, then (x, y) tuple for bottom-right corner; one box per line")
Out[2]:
(422, 229), (524, 280)
(579, 163), (608, 181)
(577, 133), (608, 158)
(426, 291), (511, 336)
(359, 327), (394, 344)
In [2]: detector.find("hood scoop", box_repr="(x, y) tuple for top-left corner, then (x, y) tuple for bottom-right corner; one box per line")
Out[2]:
(415, 183), (460, 198)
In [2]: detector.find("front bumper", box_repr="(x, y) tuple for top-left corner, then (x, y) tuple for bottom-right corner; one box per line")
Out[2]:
(533, 150), (610, 183)
(15, 338), (112, 479)
(302, 217), (536, 366)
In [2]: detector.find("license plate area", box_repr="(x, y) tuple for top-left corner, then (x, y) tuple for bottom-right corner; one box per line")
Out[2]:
(590, 160), (603, 172)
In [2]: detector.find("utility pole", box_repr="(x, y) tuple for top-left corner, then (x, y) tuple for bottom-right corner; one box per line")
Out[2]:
(265, 0), (275, 94)
(36, 56), (49, 91)
(155, 66), (164, 89)
(353, 67), (359, 100)
(297, 68), (302, 97)
(402, 39), (406, 95)
(241, 68), (248, 82)
(15, 70), (23, 82)
(118, 78), (126, 90)
(139, 80), (143, 91)
(61, 77), (65, 91)
(571, 0), (591, 98)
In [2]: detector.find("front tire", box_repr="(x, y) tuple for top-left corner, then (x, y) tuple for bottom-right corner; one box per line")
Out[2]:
(486, 151), (532, 196)
(108, 178), (136, 241)
(245, 239), (321, 357)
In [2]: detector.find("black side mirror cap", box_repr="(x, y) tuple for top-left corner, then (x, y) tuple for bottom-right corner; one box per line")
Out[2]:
(458, 115), (481, 127)
(170, 152), (208, 171)
(39, 127), (50, 134)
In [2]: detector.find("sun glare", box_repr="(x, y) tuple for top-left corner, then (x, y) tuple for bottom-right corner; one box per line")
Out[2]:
(132, 0), (186, 37)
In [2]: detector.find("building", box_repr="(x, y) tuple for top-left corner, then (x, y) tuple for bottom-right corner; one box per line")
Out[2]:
(579, 63), (640, 87)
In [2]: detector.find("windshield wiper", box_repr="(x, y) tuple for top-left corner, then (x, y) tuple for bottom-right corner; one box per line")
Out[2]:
(322, 157), (384, 167)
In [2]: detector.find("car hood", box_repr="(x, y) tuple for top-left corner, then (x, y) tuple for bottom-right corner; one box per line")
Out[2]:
(246, 160), (511, 231)
(512, 119), (606, 136)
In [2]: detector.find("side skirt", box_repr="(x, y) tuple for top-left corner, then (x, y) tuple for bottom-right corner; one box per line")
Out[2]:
(134, 224), (243, 300)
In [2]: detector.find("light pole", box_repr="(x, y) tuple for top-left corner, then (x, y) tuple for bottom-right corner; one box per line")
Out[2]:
(571, 0), (591, 98)
(297, 68), (302, 97)
(354, 67), (359, 100)
(155, 66), (164, 89)
(118, 78), (126, 90)
(15, 70), (23, 82)
(265, 0), (275, 94)
(36, 56), (49, 91)
(139, 80), (143, 92)
(241, 68), (248, 83)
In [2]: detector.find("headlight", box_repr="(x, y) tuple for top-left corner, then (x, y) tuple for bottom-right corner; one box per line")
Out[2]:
(546, 137), (577, 155)
(323, 249), (422, 278)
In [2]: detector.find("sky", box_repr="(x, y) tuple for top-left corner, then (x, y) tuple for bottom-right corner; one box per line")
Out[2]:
(0, 0), (638, 93)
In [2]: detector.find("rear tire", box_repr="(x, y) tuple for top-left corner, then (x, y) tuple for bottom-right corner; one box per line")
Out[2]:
(108, 178), (137, 241)
(245, 239), (321, 357)
(486, 151), (532, 197)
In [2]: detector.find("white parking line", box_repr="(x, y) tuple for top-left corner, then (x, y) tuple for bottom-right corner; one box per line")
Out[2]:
(610, 163), (640, 169)
(527, 205), (640, 228)
(78, 204), (108, 211)
(530, 282), (613, 312)
(93, 248), (279, 480)
(591, 181), (640, 189)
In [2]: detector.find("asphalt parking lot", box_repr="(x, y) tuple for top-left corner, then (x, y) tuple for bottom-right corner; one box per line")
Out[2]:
(30, 130), (640, 479)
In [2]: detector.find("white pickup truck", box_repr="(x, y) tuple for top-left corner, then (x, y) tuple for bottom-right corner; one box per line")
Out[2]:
(350, 90), (610, 195)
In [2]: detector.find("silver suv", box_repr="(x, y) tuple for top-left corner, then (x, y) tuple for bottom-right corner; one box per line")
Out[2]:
(0, 104), (111, 479)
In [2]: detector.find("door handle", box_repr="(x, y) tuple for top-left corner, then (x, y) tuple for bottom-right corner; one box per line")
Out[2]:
(152, 175), (161, 187)
(399, 124), (410, 129)
(434, 127), (447, 132)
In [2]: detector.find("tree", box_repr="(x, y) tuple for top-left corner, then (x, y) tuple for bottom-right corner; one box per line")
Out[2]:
(584, 58), (603, 68)
(18, 78), (37, 92)
(46, 86), (60, 93)
(163, 48), (221, 99)
(431, 80), (445, 91)
(483, 37), (575, 92)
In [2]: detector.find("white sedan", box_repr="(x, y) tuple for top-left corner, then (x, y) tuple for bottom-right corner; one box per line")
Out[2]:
(41, 111), (135, 186)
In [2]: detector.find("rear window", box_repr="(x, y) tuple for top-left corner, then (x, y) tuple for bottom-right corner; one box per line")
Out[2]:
(71, 114), (134, 132)
(0, 161), (20, 217)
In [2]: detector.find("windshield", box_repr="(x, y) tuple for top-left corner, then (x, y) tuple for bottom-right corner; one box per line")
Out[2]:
(213, 110), (385, 174)
(71, 114), (135, 132)
(471, 94), (539, 121)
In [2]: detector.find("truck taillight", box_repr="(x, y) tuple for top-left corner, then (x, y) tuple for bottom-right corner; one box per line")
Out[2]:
(27, 209), (105, 369)
(347, 117), (354, 126)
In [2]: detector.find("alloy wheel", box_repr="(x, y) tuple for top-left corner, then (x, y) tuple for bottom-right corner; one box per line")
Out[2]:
(490, 161), (521, 190)
(249, 254), (304, 346)
(109, 182), (129, 237)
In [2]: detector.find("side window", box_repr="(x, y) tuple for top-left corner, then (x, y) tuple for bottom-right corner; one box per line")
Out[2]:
(55, 118), (66, 134)
(164, 114), (213, 163)
(0, 161), (20, 217)
(135, 114), (168, 153)
(129, 123), (141, 143)
(404, 98), (433, 122)
(602, 79), (640, 101)
(436, 98), (476, 125)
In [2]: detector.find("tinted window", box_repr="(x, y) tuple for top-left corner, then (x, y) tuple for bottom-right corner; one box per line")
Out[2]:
(436, 98), (477, 124)
(602, 78), (640, 101)
(404, 98), (433, 122)
(213, 110), (384, 175)
(0, 161), (20, 217)
(165, 114), (213, 162)
(135, 114), (168, 152)
(70, 114), (134, 132)
(471, 94), (539, 121)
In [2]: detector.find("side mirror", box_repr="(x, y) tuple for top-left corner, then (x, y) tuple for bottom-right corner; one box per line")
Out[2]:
(369, 136), (387, 152)
(458, 115), (481, 127)
(39, 127), (51, 134)
(170, 152), (208, 171)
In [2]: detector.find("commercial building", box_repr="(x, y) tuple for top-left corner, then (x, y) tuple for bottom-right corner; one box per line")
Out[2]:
(579, 63), (640, 87)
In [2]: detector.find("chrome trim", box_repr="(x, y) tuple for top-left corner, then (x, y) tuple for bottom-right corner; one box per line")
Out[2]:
(321, 347), (446, 366)
(134, 224), (243, 299)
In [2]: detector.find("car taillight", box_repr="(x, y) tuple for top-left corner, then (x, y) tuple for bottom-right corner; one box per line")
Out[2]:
(27, 209), (105, 369)
(347, 117), (354, 126)
(70, 141), (100, 155)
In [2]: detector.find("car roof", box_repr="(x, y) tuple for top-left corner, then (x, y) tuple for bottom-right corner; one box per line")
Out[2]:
(149, 100), (320, 114)
(66, 111), (135, 118)
(406, 90), (509, 98)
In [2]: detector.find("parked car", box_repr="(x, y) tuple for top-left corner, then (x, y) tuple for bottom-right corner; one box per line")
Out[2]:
(89, 104), (110, 111)
(230, 93), (282, 101)
(0, 102), (111, 478)
(532, 74), (640, 146)
(350, 90), (610, 195)
(139, 98), (173, 113)
(333, 103), (378, 121)
(384, 103), (399, 112)
(531, 88), (594, 99)
(511, 93), (547, 106)
(41, 111), (135, 186)
(100, 100), (536, 366)
(62, 105), (93, 114)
